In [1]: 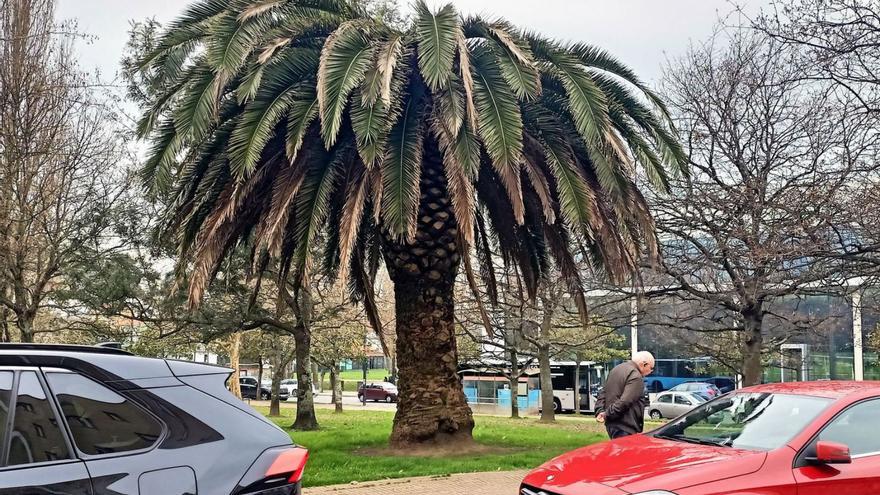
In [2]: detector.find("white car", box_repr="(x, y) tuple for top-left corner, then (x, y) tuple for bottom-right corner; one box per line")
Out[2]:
(279, 379), (298, 396)
(279, 378), (320, 398)
(647, 390), (707, 420)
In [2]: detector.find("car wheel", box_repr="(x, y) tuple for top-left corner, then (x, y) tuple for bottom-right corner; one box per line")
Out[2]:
(385, 395), (393, 403)
(261, 392), (270, 400)
(650, 409), (663, 420)
(553, 398), (562, 413)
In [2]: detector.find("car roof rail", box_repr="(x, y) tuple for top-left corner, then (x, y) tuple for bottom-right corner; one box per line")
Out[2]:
(0, 343), (132, 356)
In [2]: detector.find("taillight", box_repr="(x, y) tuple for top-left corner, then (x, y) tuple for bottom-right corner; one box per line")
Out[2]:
(233, 446), (309, 494)
(266, 447), (309, 483)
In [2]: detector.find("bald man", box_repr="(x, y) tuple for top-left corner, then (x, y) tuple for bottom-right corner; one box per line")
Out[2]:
(595, 351), (655, 439)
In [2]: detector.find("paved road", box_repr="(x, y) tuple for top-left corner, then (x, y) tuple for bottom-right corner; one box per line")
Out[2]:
(305, 470), (528, 495)
(251, 391), (398, 411)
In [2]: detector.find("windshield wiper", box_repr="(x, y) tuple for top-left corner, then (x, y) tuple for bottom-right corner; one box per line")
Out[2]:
(655, 433), (729, 447)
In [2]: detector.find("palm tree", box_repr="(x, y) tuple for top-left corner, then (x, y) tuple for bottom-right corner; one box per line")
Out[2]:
(136, 0), (686, 447)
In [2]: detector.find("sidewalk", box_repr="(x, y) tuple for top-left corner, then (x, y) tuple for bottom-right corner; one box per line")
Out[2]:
(305, 470), (528, 495)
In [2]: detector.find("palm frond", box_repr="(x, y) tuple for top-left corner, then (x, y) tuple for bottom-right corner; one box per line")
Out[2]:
(433, 115), (479, 245)
(456, 31), (477, 127)
(471, 45), (525, 223)
(413, 1), (459, 91)
(317, 20), (375, 146)
(381, 77), (426, 241)
(289, 141), (350, 287)
(335, 159), (369, 286)
(285, 87), (320, 161)
(173, 63), (222, 142)
(238, 0), (285, 21)
(206, 9), (276, 76)
(141, 119), (184, 193)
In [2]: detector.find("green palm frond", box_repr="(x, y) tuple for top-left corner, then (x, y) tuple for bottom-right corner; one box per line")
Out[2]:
(381, 78), (426, 241)
(289, 141), (349, 286)
(228, 47), (321, 176)
(285, 88), (320, 161)
(173, 63), (223, 142)
(414, 1), (459, 91)
(206, 10), (273, 75)
(317, 20), (375, 146)
(433, 114), (479, 244)
(139, 0), (227, 72)
(141, 119), (184, 193)
(351, 91), (390, 167)
(463, 18), (540, 100)
(470, 45), (525, 222)
(228, 82), (310, 179)
(570, 42), (672, 119)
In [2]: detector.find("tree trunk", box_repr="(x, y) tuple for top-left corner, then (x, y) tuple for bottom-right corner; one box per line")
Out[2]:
(574, 360), (581, 415)
(382, 139), (474, 448)
(389, 355), (397, 384)
(538, 344), (555, 422)
(292, 325), (319, 430)
(16, 312), (34, 343)
(331, 366), (343, 413)
(256, 355), (264, 399)
(0, 308), (9, 343)
(742, 308), (764, 386)
(311, 362), (320, 393)
(319, 370), (326, 393)
(269, 349), (284, 417)
(228, 332), (242, 399)
(508, 348), (519, 419)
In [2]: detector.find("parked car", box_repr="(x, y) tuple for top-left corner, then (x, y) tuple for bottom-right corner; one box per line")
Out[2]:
(0, 343), (308, 494)
(357, 382), (398, 403)
(522, 381), (880, 495)
(670, 381), (722, 398)
(280, 378), (298, 396)
(279, 378), (320, 398)
(647, 390), (707, 420)
(239, 376), (289, 401)
(705, 376), (737, 393)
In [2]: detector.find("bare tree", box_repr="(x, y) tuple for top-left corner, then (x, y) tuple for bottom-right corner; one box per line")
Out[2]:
(652, 28), (880, 385)
(752, 0), (880, 114)
(458, 257), (623, 420)
(0, 0), (131, 342)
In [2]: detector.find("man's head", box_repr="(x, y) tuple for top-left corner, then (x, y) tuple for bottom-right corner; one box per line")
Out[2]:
(633, 351), (655, 377)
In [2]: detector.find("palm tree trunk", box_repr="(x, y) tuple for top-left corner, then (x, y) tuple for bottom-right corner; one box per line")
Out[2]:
(382, 140), (474, 448)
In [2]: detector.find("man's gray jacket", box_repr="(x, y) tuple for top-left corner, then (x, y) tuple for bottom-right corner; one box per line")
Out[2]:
(595, 360), (646, 435)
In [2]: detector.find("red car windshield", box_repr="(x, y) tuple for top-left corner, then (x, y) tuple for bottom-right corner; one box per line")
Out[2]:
(653, 392), (831, 451)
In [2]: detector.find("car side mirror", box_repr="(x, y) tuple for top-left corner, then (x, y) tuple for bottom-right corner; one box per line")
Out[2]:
(809, 441), (852, 465)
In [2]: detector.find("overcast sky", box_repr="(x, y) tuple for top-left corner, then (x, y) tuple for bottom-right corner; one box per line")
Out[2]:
(56, 0), (771, 86)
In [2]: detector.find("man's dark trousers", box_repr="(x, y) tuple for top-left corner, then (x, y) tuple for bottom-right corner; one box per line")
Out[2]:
(605, 425), (634, 439)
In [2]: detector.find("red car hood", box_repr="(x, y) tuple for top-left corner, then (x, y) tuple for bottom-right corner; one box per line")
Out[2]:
(522, 434), (767, 494)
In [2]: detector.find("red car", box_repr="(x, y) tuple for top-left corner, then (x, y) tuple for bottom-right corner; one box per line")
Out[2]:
(522, 381), (880, 495)
(357, 381), (399, 402)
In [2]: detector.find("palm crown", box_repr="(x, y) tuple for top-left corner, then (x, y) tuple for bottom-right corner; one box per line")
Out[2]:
(138, 0), (685, 307)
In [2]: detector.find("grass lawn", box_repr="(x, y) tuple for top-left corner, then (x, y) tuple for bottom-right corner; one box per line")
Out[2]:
(255, 407), (613, 488)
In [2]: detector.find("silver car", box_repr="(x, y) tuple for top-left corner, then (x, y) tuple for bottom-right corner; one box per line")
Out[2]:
(647, 391), (707, 420)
